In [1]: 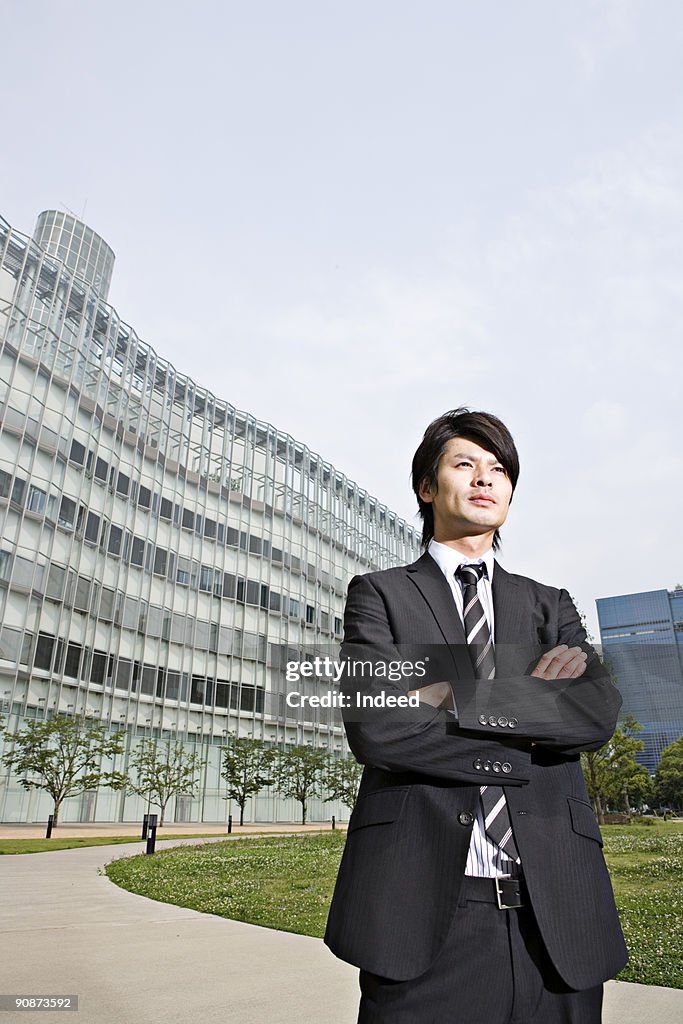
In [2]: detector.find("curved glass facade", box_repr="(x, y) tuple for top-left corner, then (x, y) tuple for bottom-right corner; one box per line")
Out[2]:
(32, 210), (115, 302)
(0, 211), (421, 824)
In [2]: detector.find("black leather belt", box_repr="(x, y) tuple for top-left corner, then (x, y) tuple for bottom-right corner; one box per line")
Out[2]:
(461, 874), (526, 910)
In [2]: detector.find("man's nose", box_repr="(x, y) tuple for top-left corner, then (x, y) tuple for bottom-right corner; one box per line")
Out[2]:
(474, 468), (492, 486)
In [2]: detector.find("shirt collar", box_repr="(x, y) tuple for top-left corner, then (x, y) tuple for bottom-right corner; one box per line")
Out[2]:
(427, 538), (495, 582)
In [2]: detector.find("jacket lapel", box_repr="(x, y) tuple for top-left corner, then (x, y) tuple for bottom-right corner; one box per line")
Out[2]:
(492, 561), (533, 676)
(407, 552), (465, 646)
(406, 552), (469, 678)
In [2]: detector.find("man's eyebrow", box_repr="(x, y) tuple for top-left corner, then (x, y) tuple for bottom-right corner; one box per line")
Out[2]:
(450, 451), (501, 463)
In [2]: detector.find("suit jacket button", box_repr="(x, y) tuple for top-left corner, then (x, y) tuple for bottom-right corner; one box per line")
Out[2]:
(508, 718), (518, 729)
(458, 812), (474, 826)
(483, 760), (491, 771)
(488, 715), (498, 727)
(473, 758), (482, 770)
(492, 761), (502, 773)
(478, 714), (488, 725)
(497, 716), (508, 727)
(502, 762), (512, 773)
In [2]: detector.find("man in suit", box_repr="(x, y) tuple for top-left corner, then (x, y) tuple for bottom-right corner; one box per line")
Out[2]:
(325, 408), (627, 1023)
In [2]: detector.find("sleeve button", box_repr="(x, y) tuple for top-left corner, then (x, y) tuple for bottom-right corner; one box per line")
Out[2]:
(497, 716), (508, 727)
(508, 718), (518, 729)
(492, 761), (502, 773)
(502, 762), (512, 773)
(478, 714), (488, 725)
(488, 715), (498, 727)
(473, 758), (482, 770)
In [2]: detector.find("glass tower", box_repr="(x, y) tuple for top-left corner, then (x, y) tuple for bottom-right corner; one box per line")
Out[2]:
(0, 210), (421, 824)
(596, 586), (683, 773)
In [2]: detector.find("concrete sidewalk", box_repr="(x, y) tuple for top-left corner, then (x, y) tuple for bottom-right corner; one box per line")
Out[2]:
(0, 837), (681, 1024)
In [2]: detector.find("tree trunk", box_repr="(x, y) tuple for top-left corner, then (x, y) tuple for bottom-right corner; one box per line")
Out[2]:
(301, 800), (307, 825)
(52, 801), (61, 825)
(240, 803), (245, 826)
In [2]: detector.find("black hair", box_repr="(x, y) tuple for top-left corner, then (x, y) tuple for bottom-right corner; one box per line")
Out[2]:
(411, 407), (520, 550)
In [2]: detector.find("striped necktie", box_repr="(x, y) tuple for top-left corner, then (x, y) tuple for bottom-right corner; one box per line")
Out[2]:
(456, 563), (520, 865)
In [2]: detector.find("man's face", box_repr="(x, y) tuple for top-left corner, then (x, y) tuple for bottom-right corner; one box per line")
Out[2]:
(419, 436), (513, 544)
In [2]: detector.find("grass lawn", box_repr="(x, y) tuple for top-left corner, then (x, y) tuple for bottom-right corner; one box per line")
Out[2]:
(105, 822), (683, 989)
(602, 822), (683, 988)
(0, 833), (234, 855)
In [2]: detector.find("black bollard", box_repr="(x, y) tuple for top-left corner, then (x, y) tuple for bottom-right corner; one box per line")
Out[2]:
(46, 814), (54, 839)
(146, 823), (157, 855)
(141, 813), (149, 841)
(227, 814), (233, 834)
(332, 815), (336, 830)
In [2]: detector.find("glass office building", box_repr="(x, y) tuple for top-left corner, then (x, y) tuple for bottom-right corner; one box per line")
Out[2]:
(597, 587), (683, 773)
(0, 210), (421, 823)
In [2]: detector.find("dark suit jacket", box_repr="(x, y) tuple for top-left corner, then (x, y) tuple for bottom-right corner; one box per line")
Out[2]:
(324, 552), (628, 989)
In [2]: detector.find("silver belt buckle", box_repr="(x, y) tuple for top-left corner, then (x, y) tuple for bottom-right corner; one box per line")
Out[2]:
(495, 875), (524, 910)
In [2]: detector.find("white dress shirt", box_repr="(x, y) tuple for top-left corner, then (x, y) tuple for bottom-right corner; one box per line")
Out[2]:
(427, 539), (517, 878)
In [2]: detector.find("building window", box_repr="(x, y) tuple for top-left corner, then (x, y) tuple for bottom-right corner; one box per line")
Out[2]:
(94, 457), (108, 482)
(153, 547), (168, 576)
(74, 576), (91, 612)
(99, 587), (115, 622)
(199, 565), (213, 592)
(116, 472), (130, 497)
(90, 651), (107, 685)
(0, 469), (11, 499)
(115, 658), (132, 691)
(85, 512), (100, 544)
(0, 626), (22, 662)
(0, 550), (12, 582)
(160, 496), (173, 520)
(46, 564), (66, 601)
(138, 485), (151, 509)
(69, 439), (86, 465)
(130, 536), (145, 567)
(182, 508), (194, 530)
(27, 485), (46, 514)
(306, 604), (315, 625)
(58, 496), (76, 529)
(34, 632), (55, 671)
(10, 477), (26, 507)
(108, 525), (123, 557)
(64, 642), (82, 678)
(191, 676), (205, 704)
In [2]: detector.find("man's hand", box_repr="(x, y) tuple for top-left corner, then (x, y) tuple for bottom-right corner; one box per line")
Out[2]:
(408, 682), (454, 709)
(531, 644), (588, 680)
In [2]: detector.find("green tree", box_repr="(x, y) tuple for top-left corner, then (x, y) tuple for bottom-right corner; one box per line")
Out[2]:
(324, 753), (363, 812)
(128, 739), (204, 826)
(1, 714), (126, 824)
(654, 736), (683, 810)
(276, 745), (329, 824)
(581, 716), (651, 822)
(221, 738), (276, 826)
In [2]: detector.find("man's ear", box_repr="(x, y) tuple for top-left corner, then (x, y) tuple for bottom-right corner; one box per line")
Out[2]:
(418, 478), (435, 504)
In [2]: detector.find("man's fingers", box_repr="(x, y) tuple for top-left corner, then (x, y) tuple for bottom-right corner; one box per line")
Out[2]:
(531, 645), (588, 680)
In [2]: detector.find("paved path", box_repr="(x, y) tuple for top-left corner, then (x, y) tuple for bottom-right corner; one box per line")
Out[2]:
(1, 837), (681, 1023)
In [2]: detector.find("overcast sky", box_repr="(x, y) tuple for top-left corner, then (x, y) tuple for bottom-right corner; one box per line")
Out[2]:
(3, 0), (682, 637)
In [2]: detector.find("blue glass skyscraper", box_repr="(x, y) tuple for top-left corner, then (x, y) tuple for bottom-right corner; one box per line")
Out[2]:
(596, 586), (683, 773)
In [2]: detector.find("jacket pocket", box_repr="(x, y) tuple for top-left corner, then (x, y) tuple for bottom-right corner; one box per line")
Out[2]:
(567, 797), (603, 845)
(347, 786), (409, 834)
